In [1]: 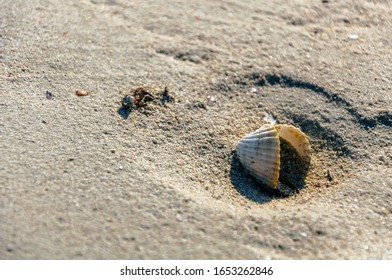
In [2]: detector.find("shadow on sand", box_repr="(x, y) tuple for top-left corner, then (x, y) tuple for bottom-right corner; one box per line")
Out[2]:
(117, 107), (132, 119)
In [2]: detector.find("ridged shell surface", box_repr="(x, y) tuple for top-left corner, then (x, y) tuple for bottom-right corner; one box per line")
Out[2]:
(236, 125), (281, 189)
(236, 124), (311, 189)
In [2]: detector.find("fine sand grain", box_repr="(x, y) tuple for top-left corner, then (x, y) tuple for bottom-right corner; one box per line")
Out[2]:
(1, 0), (391, 259)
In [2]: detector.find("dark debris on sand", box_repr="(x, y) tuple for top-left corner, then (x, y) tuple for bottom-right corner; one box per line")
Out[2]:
(118, 86), (175, 118)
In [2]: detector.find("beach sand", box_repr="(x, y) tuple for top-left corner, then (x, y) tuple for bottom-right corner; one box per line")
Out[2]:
(1, 0), (391, 259)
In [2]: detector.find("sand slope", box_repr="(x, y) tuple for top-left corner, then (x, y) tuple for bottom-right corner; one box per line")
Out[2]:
(1, 0), (391, 259)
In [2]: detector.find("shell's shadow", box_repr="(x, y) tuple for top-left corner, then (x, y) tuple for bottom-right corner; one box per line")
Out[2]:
(117, 107), (131, 119)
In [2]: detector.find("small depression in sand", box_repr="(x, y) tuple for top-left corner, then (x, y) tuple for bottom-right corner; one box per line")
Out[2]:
(192, 72), (362, 207)
(226, 129), (354, 206)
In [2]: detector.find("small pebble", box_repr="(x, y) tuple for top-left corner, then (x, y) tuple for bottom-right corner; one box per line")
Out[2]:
(207, 95), (216, 106)
(326, 170), (334, 182)
(121, 95), (134, 107)
(45, 91), (53, 99)
(348, 34), (359, 40)
(75, 90), (88, 96)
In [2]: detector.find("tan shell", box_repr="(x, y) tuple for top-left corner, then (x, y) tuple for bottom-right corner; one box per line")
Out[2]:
(236, 124), (311, 189)
(75, 90), (89, 96)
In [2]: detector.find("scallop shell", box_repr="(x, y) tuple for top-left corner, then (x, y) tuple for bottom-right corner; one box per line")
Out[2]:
(236, 124), (311, 189)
